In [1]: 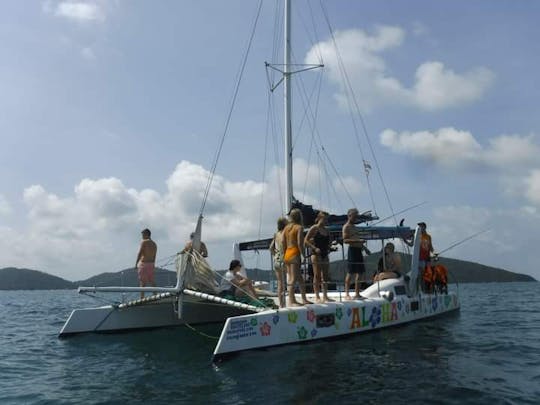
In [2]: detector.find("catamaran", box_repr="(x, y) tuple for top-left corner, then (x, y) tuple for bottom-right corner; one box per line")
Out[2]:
(59, 0), (460, 357)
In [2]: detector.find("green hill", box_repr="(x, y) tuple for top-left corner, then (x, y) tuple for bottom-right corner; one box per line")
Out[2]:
(75, 268), (177, 287)
(325, 253), (535, 284)
(0, 267), (75, 290)
(0, 255), (535, 291)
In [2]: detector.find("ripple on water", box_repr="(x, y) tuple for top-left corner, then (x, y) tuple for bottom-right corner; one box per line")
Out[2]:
(1, 283), (539, 404)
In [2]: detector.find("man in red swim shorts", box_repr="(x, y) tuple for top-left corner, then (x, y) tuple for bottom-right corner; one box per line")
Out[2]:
(135, 228), (157, 299)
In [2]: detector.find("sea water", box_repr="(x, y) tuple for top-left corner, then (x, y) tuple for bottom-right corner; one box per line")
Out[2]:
(1, 282), (539, 404)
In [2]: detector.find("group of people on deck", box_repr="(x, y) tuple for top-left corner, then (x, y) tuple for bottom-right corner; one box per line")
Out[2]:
(134, 211), (441, 303)
(270, 207), (382, 308)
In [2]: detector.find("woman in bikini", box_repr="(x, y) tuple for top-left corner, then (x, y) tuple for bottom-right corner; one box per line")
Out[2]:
(269, 217), (288, 308)
(282, 208), (312, 306)
(305, 211), (335, 303)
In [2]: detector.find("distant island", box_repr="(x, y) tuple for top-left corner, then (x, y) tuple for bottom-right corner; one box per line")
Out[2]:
(0, 254), (536, 290)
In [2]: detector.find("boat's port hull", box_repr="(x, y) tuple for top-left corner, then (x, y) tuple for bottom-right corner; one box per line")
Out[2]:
(59, 295), (249, 337)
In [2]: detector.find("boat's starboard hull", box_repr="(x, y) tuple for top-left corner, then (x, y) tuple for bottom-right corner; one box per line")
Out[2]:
(212, 292), (460, 360)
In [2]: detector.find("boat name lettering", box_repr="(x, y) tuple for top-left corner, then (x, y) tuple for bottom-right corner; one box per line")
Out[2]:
(381, 302), (399, 322)
(225, 319), (257, 341)
(349, 307), (369, 330)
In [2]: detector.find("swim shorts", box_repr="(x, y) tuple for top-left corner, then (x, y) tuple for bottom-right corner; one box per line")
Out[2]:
(347, 247), (365, 274)
(137, 261), (155, 284)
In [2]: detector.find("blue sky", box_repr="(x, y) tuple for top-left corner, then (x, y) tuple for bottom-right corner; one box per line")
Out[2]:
(1, 0), (539, 281)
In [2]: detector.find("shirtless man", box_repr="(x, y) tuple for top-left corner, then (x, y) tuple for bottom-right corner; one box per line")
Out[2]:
(135, 228), (157, 299)
(342, 208), (367, 300)
(181, 232), (208, 258)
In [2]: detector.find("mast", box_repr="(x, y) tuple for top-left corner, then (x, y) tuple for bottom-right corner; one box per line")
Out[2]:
(284, 0), (293, 213)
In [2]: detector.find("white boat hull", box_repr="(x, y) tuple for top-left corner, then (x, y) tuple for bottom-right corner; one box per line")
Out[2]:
(213, 288), (460, 360)
(59, 294), (250, 337)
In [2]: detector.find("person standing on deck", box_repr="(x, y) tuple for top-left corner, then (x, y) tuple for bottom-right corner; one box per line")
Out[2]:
(269, 217), (288, 308)
(305, 211), (335, 303)
(282, 208), (312, 306)
(418, 222), (435, 291)
(135, 228), (157, 299)
(343, 208), (367, 300)
(181, 232), (208, 257)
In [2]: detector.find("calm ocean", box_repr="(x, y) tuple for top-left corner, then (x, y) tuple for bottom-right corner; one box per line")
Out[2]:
(1, 282), (539, 404)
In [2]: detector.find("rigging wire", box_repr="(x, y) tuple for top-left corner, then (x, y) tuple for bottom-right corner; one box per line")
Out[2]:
(199, 0), (264, 216)
(319, 1), (398, 224)
(257, 96), (272, 241)
(288, 37), (358, 209)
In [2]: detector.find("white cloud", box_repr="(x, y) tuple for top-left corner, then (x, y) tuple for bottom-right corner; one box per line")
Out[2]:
(0, 195), (12, 216)
(411, 21), (428, 37)
(43, 1), (106, 22)
(55, 2), (104, 22)
(3, 162), (539, 281)
(380, 128), (540, 170)
(80, 47), (96, 60)
(413, 62), (494, 111)
(483, 134), (540, 168)
(429, 205), (540, 279)
(4, 159), (363, 279)
(524, 170), (540, 206)
(384, 204), (540, 280)
(305, 27), (494, 112)
(380, 127), (481, 167)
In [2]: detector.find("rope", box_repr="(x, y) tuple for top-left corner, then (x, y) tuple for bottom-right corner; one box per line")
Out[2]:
(184, 322), (219, 340)
(182, 250), (272, 310)
(181, 250), (220, 293)
(199, 0), (263, 216)
(80, 291), (121, 306)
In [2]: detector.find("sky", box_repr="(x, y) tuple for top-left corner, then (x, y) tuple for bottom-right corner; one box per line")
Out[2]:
(1, 0), (539, 281)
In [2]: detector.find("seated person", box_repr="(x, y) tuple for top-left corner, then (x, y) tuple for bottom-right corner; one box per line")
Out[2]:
(218, 259), (258, 300)
(374, 242), (402, 281)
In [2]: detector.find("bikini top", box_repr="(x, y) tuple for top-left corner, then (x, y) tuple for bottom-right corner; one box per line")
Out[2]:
(313, 229), (330, 258)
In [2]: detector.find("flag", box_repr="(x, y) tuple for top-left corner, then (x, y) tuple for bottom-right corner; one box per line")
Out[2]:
(363, 160), (372, 175)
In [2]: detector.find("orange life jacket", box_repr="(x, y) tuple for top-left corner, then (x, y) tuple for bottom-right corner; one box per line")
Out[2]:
(423, 264), (434, 284)
(433, 264), (448, 284)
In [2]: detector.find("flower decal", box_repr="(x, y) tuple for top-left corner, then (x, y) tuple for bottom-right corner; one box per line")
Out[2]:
(311, 328), (318, 338)
(369, 307), (381, 328)
(250, 318), (258, 327)
(260, 321), (271, 336)
(431, 297), (438, 311)
(444, 296), (451, 307)
(288, 311), (298, 323)
(397, 301), (402, 311)
(335, 308), (343, 320)
(347, 307), (352, 317)
(297, 326), (308, 340)
(307, 309), (315, 323)
(272, 314), (280, 325)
